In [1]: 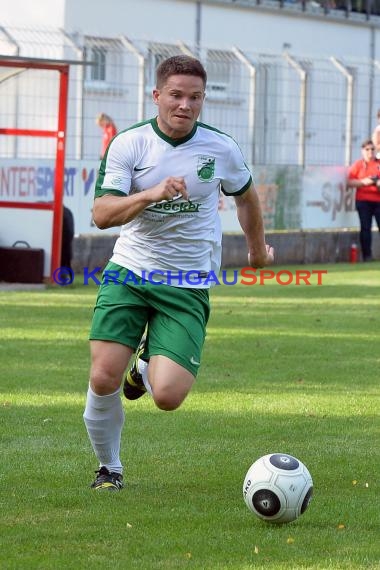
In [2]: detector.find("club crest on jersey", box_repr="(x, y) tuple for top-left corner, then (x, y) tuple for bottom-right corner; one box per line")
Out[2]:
(197, 156), (215, 181)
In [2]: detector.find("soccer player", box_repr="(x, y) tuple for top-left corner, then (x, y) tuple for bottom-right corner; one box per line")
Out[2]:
(371, 108), (380, 159)
(84, 55), (274, 491)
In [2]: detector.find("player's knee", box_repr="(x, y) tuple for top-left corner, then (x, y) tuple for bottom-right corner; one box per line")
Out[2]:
(90, 368), (121, 395)
(153, 389), (185, 411)
(156, 401), (180, 411)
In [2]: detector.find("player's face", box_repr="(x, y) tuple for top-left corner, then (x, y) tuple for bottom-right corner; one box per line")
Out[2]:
(153, 74), (205, 139)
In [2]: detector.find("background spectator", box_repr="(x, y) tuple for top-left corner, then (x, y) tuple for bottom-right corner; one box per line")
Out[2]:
(96, 113), (117, 159)
(347, 138), (380, 261)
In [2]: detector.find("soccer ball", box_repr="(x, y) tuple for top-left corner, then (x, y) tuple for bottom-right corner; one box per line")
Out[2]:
(243, 453), (313, 524)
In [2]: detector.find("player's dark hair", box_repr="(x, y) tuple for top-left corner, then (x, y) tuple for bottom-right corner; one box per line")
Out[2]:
(156, 55), (207, 89)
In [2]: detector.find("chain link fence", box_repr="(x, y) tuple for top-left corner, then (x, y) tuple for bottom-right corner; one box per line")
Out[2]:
(1, 24), (380, 168)
(207, 0), (380, 18)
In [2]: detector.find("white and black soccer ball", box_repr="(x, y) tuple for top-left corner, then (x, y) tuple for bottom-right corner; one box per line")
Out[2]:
(243, 453), (313, 524)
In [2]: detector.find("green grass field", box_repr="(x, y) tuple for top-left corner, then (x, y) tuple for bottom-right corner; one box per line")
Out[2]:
(0, 263), (379, 570)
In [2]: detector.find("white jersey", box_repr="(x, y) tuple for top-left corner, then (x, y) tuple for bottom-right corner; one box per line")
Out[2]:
(95, 118), (252, 288)
(372, 124), (380, 159)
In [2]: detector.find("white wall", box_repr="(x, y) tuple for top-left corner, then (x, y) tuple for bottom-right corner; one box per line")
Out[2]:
(2, 0), (379, 61)
(63, 0), (197, 45)
(0, 0), (66, 28)
(200, 3), (376, 60)
(61, 0), (380, 61)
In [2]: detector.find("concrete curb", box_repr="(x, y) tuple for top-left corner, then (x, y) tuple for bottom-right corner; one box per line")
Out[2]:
(72, 230), (380, 273)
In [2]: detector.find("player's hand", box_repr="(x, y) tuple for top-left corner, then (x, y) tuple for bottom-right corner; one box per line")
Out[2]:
(248, 244), (274, 268)
(150, 176), (189, 202)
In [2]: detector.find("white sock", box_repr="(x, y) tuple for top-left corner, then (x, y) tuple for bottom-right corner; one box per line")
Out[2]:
(138, 359), (152, 394)
(83, 385), (124, 474)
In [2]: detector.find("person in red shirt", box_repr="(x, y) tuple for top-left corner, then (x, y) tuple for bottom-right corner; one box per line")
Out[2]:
(96, 113), (117, 159)
(347, 139), (380, 261)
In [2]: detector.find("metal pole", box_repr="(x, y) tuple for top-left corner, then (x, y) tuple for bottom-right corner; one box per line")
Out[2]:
(262, 66), (268, 165)
(0, 26), (20, 158)
(178, 42), (204, 122)
(368, 27), (376, 136)
(120, 36), (146, 122)
(51, 65), (69, 279)
(61, 30), (84, 159)
(195, 1), (202, 58)
(178, 41), (196, 57)
(373, 60), (380, 141)
(284, 52), (307, 167)
(232, 47), (256, 166)
(330, 57), (353, 166)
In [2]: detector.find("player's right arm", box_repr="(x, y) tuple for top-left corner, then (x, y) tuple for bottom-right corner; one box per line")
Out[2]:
(234, 184), (274, 268)
(93, 177), (188, 229)
(93, 131), (188, 229)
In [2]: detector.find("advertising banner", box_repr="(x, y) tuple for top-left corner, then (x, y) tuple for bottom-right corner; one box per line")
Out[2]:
(301, 166), (356, 229)
(0, 160), (356, 251)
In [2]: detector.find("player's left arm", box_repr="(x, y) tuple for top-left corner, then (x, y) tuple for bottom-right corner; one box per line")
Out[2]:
(234, 184), (274, 268)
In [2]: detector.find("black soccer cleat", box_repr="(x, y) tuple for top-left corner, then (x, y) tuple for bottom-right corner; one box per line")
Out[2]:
(91, 466), (124, 491)
(123, 336), (147, 400)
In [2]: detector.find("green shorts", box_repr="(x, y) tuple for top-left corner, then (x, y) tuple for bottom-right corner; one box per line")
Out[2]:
(89, 262), (210, 377)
